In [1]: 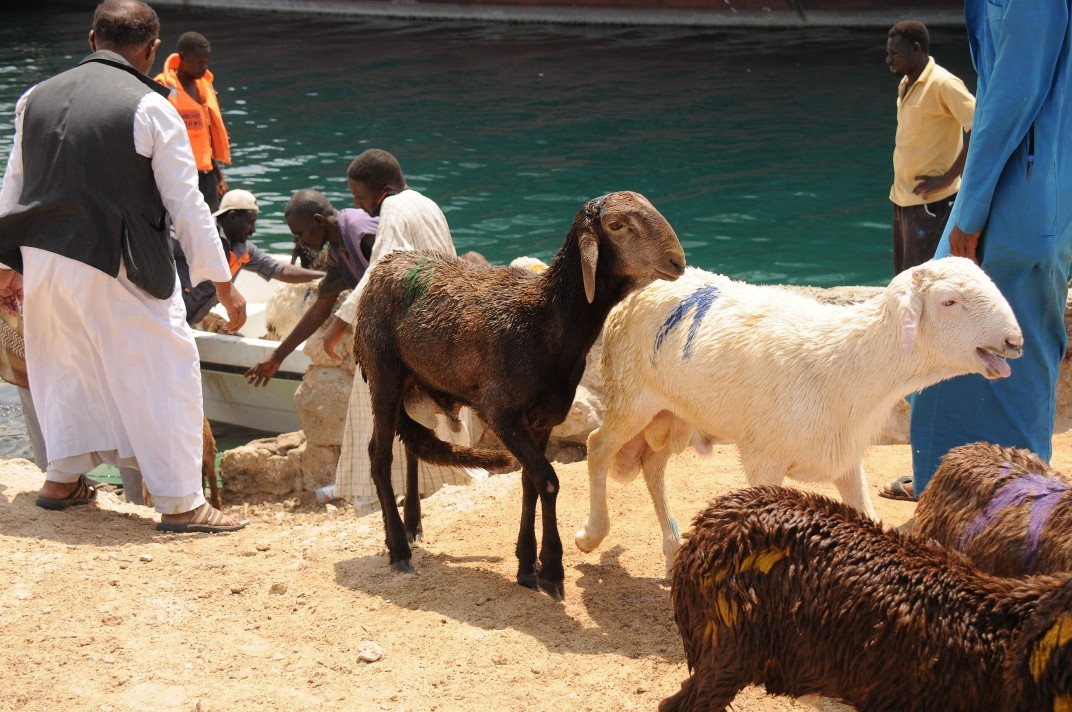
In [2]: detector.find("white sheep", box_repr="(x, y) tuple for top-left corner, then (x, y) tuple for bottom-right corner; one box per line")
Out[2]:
(575, 257), (1023, 574)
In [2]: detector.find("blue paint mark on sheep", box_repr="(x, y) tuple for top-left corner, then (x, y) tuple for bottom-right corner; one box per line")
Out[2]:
(653, 284), (721, 361)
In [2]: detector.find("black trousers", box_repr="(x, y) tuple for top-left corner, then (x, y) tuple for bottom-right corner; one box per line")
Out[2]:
(892, 194), (956, 275)
(198, 170), (221, 213)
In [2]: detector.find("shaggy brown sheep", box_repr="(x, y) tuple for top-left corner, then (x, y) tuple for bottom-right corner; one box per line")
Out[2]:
(662, 486), (1072, 711)
(915, 442), (1072, 576)
(353, 191), (686, 599)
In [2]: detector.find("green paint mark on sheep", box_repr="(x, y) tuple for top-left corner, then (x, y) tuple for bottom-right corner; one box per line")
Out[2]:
(402, 259), (434, 321)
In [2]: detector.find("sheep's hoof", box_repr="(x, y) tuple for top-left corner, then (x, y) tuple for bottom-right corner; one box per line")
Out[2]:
(406, 527), (423, 543)
(516, 572), (565, 599)
(537, 577), (565, 601)
(574, 527), (601, 552)
(390, 559), (414, 574)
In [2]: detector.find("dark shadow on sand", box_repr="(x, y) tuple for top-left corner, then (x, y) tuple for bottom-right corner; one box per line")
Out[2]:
(333, 543), (679, 659)
(0, 490), (230, 546)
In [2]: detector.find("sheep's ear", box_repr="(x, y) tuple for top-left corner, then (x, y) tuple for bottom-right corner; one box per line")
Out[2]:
(896, 268), (924, 353)
(579, 228), (599, 303)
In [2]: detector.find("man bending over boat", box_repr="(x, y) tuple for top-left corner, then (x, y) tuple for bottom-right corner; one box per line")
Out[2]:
(244, 188), (379, 386)
(176, 188), (324, 326)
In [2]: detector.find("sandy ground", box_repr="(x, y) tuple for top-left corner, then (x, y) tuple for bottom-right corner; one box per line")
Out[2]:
(4, 432), (1072, 711)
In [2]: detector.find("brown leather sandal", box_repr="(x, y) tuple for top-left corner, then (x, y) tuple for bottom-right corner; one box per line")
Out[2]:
(879, 475), (918, 502)
(156, 502), (249, 533)
(35, 475), (98, 511)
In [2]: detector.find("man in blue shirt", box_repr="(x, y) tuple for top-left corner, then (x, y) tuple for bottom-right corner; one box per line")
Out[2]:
(883, 0), (1072, 501)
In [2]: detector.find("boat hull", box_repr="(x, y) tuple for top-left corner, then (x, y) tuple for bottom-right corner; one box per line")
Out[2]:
(195, 262), (313, 434)
(196, 332), (311, 434)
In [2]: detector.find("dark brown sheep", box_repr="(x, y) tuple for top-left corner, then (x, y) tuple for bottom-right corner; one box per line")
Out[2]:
(915, 442), (1072, 576)
(353, 191), (686, 599)
(662, 486), (1072, 712)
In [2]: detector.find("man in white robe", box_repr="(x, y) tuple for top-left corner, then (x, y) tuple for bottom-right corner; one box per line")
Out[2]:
(322, 149), (486, 513)
(0, 0), (247, 532)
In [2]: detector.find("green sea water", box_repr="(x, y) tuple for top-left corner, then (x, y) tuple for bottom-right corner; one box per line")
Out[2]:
(0, 5), (974, 287)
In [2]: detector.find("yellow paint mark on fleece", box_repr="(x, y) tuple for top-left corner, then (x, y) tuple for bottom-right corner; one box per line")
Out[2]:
(705, 620), (718, 647)
(715, 594), (738, 626)
(1054, 695), (1072, 712)
(1031, 613), (1072, 682)
(738, 545), (791, 574)
(702, 595), (738, 645)
(700, 570), (727, 590)
(701, 547), (791, 645)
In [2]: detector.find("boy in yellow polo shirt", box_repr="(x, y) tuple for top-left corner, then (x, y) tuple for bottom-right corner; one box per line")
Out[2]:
(886, 21), (974, 275)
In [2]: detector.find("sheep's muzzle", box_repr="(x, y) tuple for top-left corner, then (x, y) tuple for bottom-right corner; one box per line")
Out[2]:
(655, 258), (686, 282)
(977, 345), (1015, 379)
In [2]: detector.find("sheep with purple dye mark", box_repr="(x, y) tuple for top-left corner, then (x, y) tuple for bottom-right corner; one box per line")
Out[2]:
(576, 257), (1023, 575)
(662, 486), (1072, 712)
(915, 442), (1072, 577)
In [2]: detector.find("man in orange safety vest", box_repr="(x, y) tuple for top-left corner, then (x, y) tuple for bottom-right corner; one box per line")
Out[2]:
(155, 31), (230, 212)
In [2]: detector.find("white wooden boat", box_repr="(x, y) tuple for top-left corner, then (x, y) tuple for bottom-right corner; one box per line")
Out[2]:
(194, 260), (310, 434)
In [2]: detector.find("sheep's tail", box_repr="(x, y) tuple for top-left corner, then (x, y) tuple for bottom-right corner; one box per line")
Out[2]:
(397, 410), (513, 470)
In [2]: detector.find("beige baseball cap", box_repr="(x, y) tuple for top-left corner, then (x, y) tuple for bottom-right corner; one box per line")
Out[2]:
(212, 189), (259, 217)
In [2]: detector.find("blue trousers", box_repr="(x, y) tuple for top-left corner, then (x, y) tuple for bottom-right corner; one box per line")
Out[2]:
(910, 196), (1072, 494)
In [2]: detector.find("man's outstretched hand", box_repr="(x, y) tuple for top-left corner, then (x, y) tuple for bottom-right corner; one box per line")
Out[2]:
(245, 358), (280, 388)
(214, 281), (247, 334)
(322, 316), (349, 362)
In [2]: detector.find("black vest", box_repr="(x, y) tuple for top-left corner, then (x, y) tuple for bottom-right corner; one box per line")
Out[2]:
(0, 51), (177, 299)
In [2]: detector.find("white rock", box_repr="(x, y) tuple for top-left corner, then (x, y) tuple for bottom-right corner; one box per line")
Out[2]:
(357, 640), (382, 663)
